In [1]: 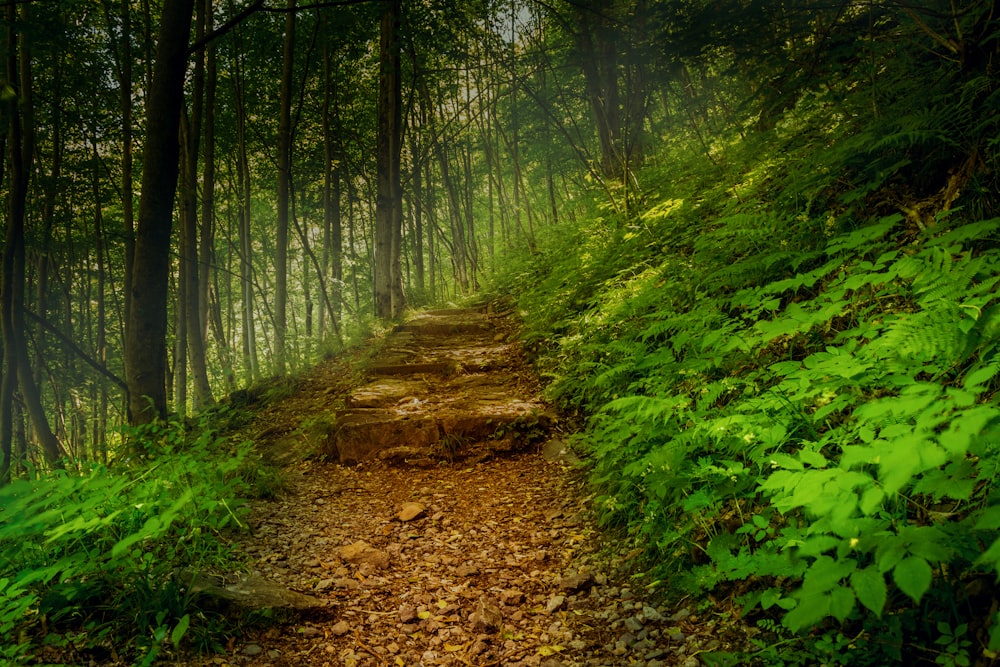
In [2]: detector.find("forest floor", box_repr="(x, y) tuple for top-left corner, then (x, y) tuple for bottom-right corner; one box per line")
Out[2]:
(206, 307), (750, 667)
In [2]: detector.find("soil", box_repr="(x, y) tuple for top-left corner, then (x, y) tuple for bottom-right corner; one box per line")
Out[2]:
(206, 307), (749, 667)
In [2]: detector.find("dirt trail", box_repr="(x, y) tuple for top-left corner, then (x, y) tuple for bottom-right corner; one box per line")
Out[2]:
(222, 307), (736, 667)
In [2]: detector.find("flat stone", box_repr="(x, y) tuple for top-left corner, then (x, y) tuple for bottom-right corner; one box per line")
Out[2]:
(558, 570), (595, 592)
(241, 644), (263, 656)
(398, 502), (427, 522)
(545, 595), (566, 614)
(339, 540), (390, 569)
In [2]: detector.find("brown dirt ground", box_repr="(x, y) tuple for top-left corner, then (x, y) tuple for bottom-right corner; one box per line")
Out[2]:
(194, 307), (751, 667)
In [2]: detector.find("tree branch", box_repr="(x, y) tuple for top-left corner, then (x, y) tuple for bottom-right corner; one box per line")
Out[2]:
(22, 309), (129, 392)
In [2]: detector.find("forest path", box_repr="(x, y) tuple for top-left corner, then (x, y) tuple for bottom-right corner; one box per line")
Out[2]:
(222, 307), (733, 667)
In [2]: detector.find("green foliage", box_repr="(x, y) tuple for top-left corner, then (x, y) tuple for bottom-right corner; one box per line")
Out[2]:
(489, 3), (1000, 661)
(0, 416), (254, 663)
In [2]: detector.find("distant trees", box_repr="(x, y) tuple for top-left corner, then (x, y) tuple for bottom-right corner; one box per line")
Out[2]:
(2, 0), (640, 471)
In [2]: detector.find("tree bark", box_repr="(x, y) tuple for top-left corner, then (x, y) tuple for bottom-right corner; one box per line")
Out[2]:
(2, 3), (63, 474)
(233, 40), (258, 384)
(374, 0), (404, 319)
(125, 0), (195, 426)
(321, 22), (344, 340)
(181, 0), (214, 411)
(274, 0), (295, 373)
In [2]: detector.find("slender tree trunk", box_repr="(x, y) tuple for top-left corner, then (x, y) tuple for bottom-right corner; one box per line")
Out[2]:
(92, 140), (109, 462)
(121, 0), (136, 328)
(0, 2), (17, 480)
(125, 0), (195, 426)
(2, 4), (63, 472)
(374, 0), (404, 319)
(181, 0), (213, 410)
(199, 0), (216, 342)
(274, 0), (295, 373)
(232, 38), (258, 384)
(321, 26), (344, 339)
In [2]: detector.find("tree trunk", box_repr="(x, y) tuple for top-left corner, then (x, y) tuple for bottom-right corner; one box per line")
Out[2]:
(181, 0), (213, 411)
(2, 3), (63, 473)
(322, 25), (344, 340)
(199, 0), (216, 342)
(274, 0), (295, 373)
(375, 0), (404, 319)
(125, 0), (195, 426)
(121, 0), (136, 328)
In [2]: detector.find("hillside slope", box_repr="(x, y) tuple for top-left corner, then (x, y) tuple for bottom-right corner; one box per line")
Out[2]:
(491, 5), (1000, 664)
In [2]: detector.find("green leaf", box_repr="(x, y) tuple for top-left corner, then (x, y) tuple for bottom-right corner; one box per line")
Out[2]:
(783, 590), (829, 632)
(851, 566), (887, 616)
(964, 363), (1000, 390)
(171, 614), (190, 646)
(760, 587), (784, 610)
(798, 449), (829, 469)
(976, 506), (1000, 531)
(769, 452), (804, 471)
(893, 556), (932, 603)
(859, 486), (885, 515)
(829, 585), (856, 622)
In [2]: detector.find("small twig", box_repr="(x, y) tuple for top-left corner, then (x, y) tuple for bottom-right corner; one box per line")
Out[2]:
(353, 630), (387, 665)
(477, 644), (534, 667)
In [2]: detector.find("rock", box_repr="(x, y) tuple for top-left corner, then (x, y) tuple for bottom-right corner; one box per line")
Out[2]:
(625, 616), (644, 633)
(178, 569), (326, 611)
(399, 502), (427, 522)
(558, 570), (595, 593)
(470, 637), (491, 656)
(669, 607), (691, 622)
(470, 598), (503, 633)
(641, 605), (664, 622)
(339, 540), (390, 569)
(399, 604), (417, 623)
(241, 644), (263, 656)
(331, 620), (351, 636)
(500, 589), (524, 605)
(545, 595), (566, 613)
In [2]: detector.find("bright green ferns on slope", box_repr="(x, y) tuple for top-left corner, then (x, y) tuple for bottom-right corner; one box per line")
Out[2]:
(491, 3), (1000, 665)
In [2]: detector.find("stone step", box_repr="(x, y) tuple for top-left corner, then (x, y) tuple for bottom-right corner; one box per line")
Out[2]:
(321, 401), (552, 465)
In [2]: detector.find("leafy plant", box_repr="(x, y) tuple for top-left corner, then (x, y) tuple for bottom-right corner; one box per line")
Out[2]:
(0, 415), (254, 664)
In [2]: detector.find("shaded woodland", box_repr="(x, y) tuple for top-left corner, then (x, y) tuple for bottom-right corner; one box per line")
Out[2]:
(3, 0), (1000, 664)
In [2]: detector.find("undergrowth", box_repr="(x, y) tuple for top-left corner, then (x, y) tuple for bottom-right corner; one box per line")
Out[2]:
(490, 4), (1000, 664)
(0, 410), (258, 665)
